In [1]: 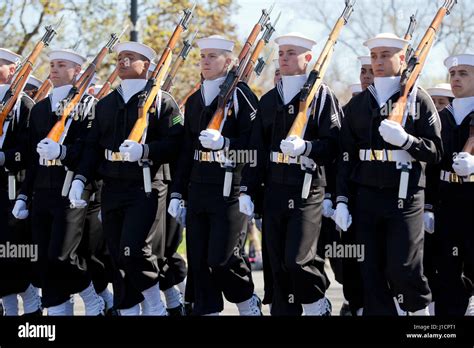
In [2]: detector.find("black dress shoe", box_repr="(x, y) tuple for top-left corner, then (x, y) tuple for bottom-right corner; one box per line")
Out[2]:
(184, 302), (193, 316)
(339, 302), (352, 316)
(22, 308), (43, 316)
(167, 304), (186, 316)
(105, 307), (120, 316)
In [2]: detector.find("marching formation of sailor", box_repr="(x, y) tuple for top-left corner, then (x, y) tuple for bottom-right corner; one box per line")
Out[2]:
(0, 0), (473, 316)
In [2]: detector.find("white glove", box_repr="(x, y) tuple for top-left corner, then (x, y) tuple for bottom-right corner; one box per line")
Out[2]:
(119, 140), (143, 162)
(378, 119), (409, 147)
(334, 203), (352, 232)
(239, 194), (254, 217)
(322, 199), (334, 218)
(452, 152), (474, 177)
(168, 198), (186, 226)
(176, 206), (186, 227)
(68, 180), (87, 208)
(37, 138), (61, 160)
(280, 135), (306, 157)
(168, 198), (181, 218)
(423, 211), (435, 234)
(199, 129), (224, 150)
(12, 199), (28, 219)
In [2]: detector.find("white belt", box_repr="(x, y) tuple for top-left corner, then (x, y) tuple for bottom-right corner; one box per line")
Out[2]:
(194, 150), (227, 164)
(39, 158), (62, 167)
(359, 149), (414, 163)
(105, 149), (125, 162)
(359, 149), (415, 200)
(440, 170), (474, 184)
(270, 151), (301, 165)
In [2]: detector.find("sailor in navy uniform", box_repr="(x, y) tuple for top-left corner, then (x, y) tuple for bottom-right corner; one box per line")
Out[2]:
(427, 54), (474, 316)
(334, 33), (443, 315)
(169, 35), (261, 316)
(69, 42), (184, 315)
(12, 49), (105, 315)
(240, 32), (341, 316)
(0, 48), (41, 316)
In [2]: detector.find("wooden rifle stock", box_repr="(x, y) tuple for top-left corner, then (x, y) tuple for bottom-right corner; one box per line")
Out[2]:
(33, 78), (53, 102)
(95, 67), (119, 99)
(0, 21), (60, 135)
(388, 0), (456, 125)
(241, 12), (280, 83)
(162, 30), (197, 92)
(47, 30), (124, 142)
(128, 54), (173, 142)
(127, 3), (195, 142)
(206, 6), (273, 131)
(179, 80), (201, 110)
(463, 118), (474, 154)
(287, 0), (354, 138)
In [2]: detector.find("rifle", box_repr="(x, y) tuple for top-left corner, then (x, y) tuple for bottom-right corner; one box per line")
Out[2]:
(287, 1), (354, 138)
(462, 117), (474, 154)
(286, 0), (355, 199)
(253, 47), (275, 79)
(241, 11), (280, 83)
(387, 0), (456, 199)
(0, 19), (61, 200)
(45, 30), (126, 197)
(47, 28), (127, 143)
(162, 29), (198, 92)
(0, 19), (62, 138)
(388, 0), (456, 125)
(404, 12), (418, 62)
(95, 67), (119, 99)
(179, 79), (201, 110)
(127, 2), (195, 194)
(179, 4), (274, 111)
(207, 5), (273, 133)
(204, 5), (273, 197)
(33, 78), (53, 102)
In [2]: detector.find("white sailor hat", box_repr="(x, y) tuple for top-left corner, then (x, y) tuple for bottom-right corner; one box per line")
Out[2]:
(27, 75), (42, 88)
(196, 35), (234, 52)
(48, 49), (86, 65)
(274, 32), (316, 51)
(114, 41), (156, 61)
(427, 83), (454, 98)
(349, 83), (363, 94)
(363, 33), (409, 50)
(358, 56), (371, 66)
(444, 54), (474, 69)
(0, 48), (22, 64)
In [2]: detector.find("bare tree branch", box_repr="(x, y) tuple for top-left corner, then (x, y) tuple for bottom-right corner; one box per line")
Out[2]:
(17, 1), (49, 54)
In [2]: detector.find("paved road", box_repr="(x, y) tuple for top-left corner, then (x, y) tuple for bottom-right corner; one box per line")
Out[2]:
(24, 261), (344, 316)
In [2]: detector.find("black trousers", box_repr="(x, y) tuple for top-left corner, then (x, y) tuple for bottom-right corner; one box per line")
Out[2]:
(319, 217), (343, 284)
(82, 182), (113, 295)
(354, 186), (431, 315)
(423, 231), (438, 308)
(153, 180), (187, 292)
(186, 183), (254, 315)
(263, 183), (327, 316)
(0, 188), (35, 297)
(261, 217), (274, 305)
(31, 189), (91, 307)
(101, 179), (161, 310)
(340, 225), (364, 315)
(435, 185), (474, 316)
